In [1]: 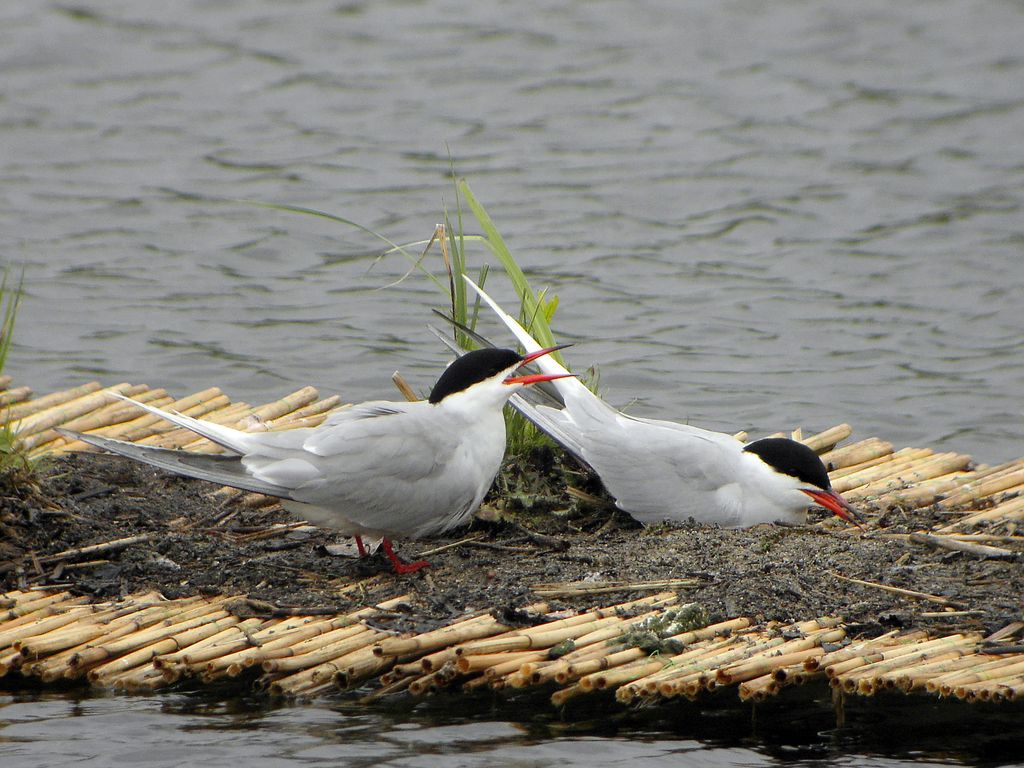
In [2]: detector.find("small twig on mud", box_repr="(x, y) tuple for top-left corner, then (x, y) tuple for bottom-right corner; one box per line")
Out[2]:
(830, 571), (967, 609)
(415, 535), (487, 558)
(529, 578), (701, 599)
(908, 532), (1019, 561)
(42, 533), (158, 563)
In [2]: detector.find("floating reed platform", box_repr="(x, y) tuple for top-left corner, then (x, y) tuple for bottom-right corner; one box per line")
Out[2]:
(1, 378), (1023, 709)
(1, 587), (1021, 705)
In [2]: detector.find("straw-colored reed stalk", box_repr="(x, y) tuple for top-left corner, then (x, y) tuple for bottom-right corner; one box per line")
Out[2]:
(14, 597), (180, 659)
(201, 596), (411, 678)
(843, 453), (972, 502)
(4, 382), (104, 423)
(11, 383), (139, 441)
(528, 579), (697, 598)
(267, 640), (388, 696)
(0, 385), (32, 406)
(86, 604), (236, 682)
(261, 626), (380, 674)
(939, 465), (1024, 509)
(820, 438), (894, 472)
(830, 572), (965, 608)
(0, 601), (103, 652)
(955, 675), (1024, 703)
(484, 652), (552, 689)
(806, 630), (923, 672)
(267, 396), (344, 428)
(940, 492), (1024, 532)
(371, 613), (488, 659)
(610, 636), (749, 702)
(907, 533), (1017, 560)
(248, 387), (321, 423)
(715, 630), (846, 685)
(512, 606), (672, 685)
(827, 453), (902, 482)
(205, 616), (348, 675)
(455, 650), (543, 676)
(458, 615), (631, 656)
(801, 424), (853, 454)
(84, 387), (226, 444)
(0, 591), (88, 624)
(374, 607), (544, 659)
(881, 652), (981, 692)
(553, 617), (752, 687)
(623, 619), (843, 701)
(455, 593), (678, 658)
(337, 647), (401, 688)
(832, 634), (982, 694)
(153, 617), (268, 672)
(926, 655), (1024, 696)
(29, 390), (175, 455)
(830, 448), (936, 494)
(25, 605), (199, 683)
(0, 589), (53, 608)
(20, 384), (157, 452)
(739, 672), (784, 701)
(822, 633), (956, 679)
(880, 461), (1021, 508)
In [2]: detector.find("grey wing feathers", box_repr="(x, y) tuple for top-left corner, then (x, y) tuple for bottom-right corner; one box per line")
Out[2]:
(57, 428), (296, 499)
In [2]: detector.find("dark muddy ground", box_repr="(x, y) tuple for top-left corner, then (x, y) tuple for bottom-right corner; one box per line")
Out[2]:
(1, 447), (1021, 638)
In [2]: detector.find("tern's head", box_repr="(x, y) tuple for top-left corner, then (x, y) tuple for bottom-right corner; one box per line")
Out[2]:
(743, 437), (862, 526)
(428, 346), (572, 405)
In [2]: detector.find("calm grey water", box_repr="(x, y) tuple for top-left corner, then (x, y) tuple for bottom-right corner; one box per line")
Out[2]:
(3, 687), (1023, 767)
(1, 0), (1023, 764)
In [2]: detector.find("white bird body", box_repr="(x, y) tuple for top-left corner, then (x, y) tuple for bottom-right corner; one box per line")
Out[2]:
(60, 346), (570, 572)
(237, 396), (508, 540)
(465, 277), (859, 529)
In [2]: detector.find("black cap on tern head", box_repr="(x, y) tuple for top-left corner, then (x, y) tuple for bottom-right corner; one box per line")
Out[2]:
(743, 437), (832, 490)
(429, 348), (523, 404)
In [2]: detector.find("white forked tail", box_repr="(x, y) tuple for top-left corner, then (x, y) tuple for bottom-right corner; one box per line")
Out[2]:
(106, 392), (254, 455)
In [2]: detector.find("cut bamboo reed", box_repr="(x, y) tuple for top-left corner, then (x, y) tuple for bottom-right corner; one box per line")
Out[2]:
(801, 424), (853, 454)
(4, 382), (104, 423)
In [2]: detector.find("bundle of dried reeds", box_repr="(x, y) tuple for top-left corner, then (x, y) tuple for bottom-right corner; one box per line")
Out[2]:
(4, 586), (1024, 706)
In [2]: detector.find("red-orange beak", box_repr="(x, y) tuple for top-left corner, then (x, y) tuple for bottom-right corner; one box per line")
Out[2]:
(518, 344), (572, 366)
(801, 488), (865, 528)
(504, 371), (576, 386)
(504, 344), (574, 387)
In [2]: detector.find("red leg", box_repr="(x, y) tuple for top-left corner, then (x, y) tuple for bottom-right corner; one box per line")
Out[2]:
(380, 538), (429, 575)
(354, 535), (367, 558)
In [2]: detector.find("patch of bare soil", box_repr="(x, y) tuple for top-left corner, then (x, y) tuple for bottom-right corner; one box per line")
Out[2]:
(1, 448), (1021, 637)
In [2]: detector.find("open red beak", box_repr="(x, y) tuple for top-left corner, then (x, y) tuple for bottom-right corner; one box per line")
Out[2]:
(504, 345), (575, 386)
(519, 343), (572, 366)
(801, 488), (865, 528)
(504, 371), (575, 386)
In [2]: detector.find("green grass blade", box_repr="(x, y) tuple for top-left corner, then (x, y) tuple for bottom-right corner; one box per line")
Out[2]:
(458, 180), (565, 365)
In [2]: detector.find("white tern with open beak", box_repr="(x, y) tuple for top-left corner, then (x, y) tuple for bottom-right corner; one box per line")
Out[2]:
(59, 346), (571, 573)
